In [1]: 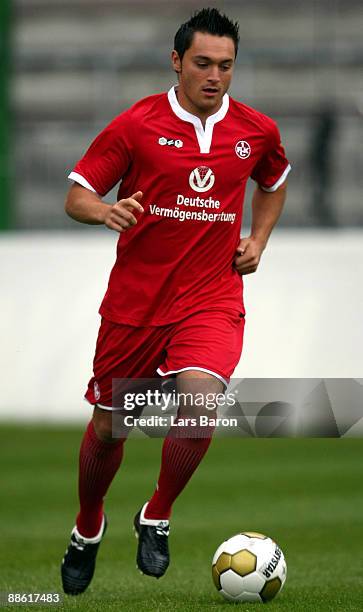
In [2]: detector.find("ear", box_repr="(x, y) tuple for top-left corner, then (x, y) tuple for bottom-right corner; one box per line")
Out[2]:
(171, 50), (182, 74)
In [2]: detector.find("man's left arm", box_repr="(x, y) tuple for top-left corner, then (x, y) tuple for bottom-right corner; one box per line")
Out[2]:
(234, 181), (287, 275)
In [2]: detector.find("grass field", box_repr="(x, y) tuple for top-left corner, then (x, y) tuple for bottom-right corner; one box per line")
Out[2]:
(1, 425), (362, 611)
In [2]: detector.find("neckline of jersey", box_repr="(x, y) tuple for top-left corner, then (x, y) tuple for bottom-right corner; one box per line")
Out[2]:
(167, 86), (229, 154)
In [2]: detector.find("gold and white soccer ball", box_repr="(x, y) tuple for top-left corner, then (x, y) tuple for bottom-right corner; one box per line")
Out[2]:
(212, 532), (287, 603)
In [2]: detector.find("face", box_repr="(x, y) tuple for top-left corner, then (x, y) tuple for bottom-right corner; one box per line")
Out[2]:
(171, 32), (235, 120)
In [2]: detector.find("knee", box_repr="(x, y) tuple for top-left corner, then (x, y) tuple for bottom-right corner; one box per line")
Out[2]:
(92, 407), (115, 443)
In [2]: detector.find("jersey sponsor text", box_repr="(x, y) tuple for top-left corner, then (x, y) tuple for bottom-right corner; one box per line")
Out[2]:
(149, 204), (236, 224)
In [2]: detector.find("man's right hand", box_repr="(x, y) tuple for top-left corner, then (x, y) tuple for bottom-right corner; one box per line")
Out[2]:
(104, 191), (144, 232)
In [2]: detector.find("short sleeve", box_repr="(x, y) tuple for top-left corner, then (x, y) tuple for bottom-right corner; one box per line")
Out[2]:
(68, 111), (133, 196)
(251, 121), (291, 192)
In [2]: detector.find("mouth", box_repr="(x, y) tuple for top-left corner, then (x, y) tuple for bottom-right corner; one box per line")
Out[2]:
(202, 87), (220, 97)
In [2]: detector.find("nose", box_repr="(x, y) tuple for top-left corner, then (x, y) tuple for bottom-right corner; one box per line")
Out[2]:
(207, 65), (221, 83)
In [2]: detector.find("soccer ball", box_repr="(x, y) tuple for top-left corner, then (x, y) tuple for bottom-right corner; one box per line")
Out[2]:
(212, 532), (287, 603)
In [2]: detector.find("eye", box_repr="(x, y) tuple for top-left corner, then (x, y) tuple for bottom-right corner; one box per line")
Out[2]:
(197, 62), (208, 68)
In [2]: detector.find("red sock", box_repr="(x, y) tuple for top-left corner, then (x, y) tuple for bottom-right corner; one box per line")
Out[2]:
(76, 420), (125, 537)
(144, 435), (212, 520)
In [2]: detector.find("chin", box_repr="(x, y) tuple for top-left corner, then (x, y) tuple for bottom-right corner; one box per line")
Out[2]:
(200, 97), (222, 110)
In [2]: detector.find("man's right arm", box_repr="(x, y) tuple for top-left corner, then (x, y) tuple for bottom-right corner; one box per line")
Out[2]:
(65, 183), (144, 232)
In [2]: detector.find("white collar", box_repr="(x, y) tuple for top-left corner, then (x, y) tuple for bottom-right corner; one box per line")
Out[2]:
(167, 85), (229, 154)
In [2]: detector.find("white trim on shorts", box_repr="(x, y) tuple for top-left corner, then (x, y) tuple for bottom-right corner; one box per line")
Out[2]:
(95, 403), (116, 411)
(84, 366), (228, 411)
(84, 396), (115, 411)
(157, 366), (228, 387)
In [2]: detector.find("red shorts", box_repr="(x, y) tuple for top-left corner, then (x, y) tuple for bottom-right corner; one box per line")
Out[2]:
(85, 309), (245, 409)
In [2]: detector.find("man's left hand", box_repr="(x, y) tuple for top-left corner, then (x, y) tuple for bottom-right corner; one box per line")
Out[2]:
(234, 236), (266, 275)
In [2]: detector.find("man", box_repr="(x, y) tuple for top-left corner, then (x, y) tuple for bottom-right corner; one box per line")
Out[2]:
(61, 8), (290, 595)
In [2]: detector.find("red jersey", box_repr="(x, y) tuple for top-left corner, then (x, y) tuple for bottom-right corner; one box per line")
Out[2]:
(69, 86), (291, 326)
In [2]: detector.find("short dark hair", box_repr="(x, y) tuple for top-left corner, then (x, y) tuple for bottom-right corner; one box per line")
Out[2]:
(174, 8), (240, 61)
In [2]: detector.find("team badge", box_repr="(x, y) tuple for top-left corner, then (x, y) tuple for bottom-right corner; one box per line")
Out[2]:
(94, 381), (101, 401)
(189, 166), (215, 193)
(235, 140), (251, 159)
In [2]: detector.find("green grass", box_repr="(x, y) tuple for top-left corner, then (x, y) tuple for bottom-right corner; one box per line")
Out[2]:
(0, 426), (362, 611)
